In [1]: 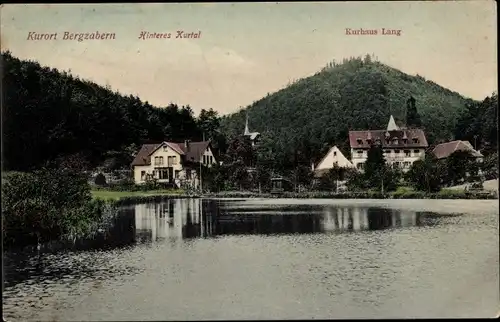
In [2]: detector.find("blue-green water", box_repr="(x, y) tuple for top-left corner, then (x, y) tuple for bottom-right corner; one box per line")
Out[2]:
(3, 199), (499, 320)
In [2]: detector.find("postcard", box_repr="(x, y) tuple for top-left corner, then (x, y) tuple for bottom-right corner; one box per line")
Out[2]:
(1, 2), (498, 321)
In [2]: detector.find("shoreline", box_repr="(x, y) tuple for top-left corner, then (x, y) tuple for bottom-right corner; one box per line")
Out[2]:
(102, 190), (499, 206)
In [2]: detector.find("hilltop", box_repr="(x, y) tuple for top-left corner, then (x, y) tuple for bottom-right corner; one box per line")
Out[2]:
(220, 55), (476, 167)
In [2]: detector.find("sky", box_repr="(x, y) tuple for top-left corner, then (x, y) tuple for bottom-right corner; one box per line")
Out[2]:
(1, 2), (497, 115)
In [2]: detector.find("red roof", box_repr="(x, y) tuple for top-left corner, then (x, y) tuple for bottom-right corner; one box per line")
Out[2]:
(432, 140), (483, 159)
(349, 129), (428, 149)
(131, 141), (211, 166)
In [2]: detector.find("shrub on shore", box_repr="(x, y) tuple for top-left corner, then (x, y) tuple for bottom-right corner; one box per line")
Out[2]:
(2, 169), (108, 248)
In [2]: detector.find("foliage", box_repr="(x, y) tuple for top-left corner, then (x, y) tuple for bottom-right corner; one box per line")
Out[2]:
(440, 150), (479, 186)
(2, 169), (106, 247)
(454, 93), (498, 152)
(406, 96), (422, 128)
(481, 151), (499, 180)
(363, 144), (386, 188)
(317, 165), (346, 191)
(94, 173), (107, 186)
(2, 51), (207, 171)
(405, 153), (442, 192)
(220, 55), (474, 173)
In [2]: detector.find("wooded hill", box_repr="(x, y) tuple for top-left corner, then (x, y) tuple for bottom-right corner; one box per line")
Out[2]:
(220, 55), (478, 168)
(1, 51), (219, 172)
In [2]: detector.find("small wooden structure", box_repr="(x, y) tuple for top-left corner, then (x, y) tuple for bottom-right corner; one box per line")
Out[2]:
(270, 176), (293, 194)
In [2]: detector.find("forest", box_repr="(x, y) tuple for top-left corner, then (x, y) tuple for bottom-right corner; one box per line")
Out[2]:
(2, 51), (223, 172)
(219, 55), (495, 171)
(2, 52), (497, 178)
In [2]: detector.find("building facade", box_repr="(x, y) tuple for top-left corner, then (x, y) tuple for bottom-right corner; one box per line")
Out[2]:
(131, 140), (216, 188)
(348, 115), (428, 172)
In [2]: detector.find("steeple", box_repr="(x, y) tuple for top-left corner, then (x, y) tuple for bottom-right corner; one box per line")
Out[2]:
(244, 113), (250, 135)
(387, 115), (399, 131)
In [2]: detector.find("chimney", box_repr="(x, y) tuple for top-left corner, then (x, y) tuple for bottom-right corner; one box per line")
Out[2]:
(185, 140), (190, 152)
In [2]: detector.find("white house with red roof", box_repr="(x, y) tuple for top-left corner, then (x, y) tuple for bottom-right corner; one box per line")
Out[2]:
(131, 140), (217, 188)
(348, 115), (429, 172)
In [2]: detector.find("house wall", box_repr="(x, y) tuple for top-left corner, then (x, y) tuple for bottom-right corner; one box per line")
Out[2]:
(350, 148), (425, 172)
(133, 144), (216, 187)
(316, 146), (354, 170)
(201, 146), (217, 167)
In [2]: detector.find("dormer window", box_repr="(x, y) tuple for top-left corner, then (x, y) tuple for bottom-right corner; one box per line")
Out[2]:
(393, 139), (399, 145)
(403, 138), (408, 144)
(357, 138), (363, 145)
(367, 139), (372, 145)
(412, 138), (419, 144)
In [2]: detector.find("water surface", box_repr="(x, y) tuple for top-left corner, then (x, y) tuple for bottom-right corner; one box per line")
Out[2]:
(3, 199), (499, 320)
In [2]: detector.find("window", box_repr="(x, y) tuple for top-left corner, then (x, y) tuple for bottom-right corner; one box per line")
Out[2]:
(333, 151), (337, 156)
(141, 171), (146, 180)
(414, 149), (420, 154)
(403, 139), (408, 144)
(357, 139), (363, 144)
(163, 146), (168, 152)
(404, 161), (411, 168)
(357, 150), (363, 154)
(404, 150), (411, 157)
(175, 170), (180, 179)
(203, 155), (206, 164)
(384, 150), (390, 154)
(393, 139), (399, 145)
(154, 156), (164, 165)
(395, 150), (400, 154)
(159, 169), (169, 180)
(394, 162), (400, 168)
(167, 156), (175, 166)
(356, 163), (364, 169)
(210, 156), (213, 164)
(412, 138), (419, 144)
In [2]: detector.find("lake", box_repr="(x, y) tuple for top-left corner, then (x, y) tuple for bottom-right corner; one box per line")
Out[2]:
(2, 198), (499, 320)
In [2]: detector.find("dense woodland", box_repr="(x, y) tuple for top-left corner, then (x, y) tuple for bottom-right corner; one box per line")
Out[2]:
(2, 52), (497, 180)
(220, 55), (496, 171)
(2, 51), (224, 172)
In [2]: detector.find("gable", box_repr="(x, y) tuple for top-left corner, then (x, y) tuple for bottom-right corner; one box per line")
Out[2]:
(316, 146), (353, 170)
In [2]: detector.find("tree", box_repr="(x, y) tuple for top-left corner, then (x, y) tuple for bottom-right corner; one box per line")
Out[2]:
(405, 153), (441, 192)
(363, 144), (386, 189)
(318, 165), (346, 191)
(441, 150), (478, 186)
(481, 151), (499, 180)
(406, 96), (422, 128)
(94, 173), (107, 186)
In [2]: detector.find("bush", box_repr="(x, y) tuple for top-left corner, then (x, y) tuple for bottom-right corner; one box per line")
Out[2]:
(94, 173), (107, 186)
(2, 169), (107, 248)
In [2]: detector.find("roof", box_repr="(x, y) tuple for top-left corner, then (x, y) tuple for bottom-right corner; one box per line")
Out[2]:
(432, 140), (483, 159)
(131, 141), (211, 166)
(245, 132), (260, 140)
(387, 115), (399, 131)
(349, 129), (428, 149)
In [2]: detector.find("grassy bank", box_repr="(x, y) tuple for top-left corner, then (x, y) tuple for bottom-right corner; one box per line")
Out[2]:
(92, 187), (498, 205)
(91, 189), (186, 201)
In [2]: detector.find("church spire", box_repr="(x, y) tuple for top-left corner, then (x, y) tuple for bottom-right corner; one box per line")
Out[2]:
(244, 113), (250, 135)
(387, 115), (399, 131)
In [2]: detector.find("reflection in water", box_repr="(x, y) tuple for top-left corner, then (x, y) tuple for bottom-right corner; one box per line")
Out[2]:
(132, 199), (424, 242)
(3, 199), (498, 320)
